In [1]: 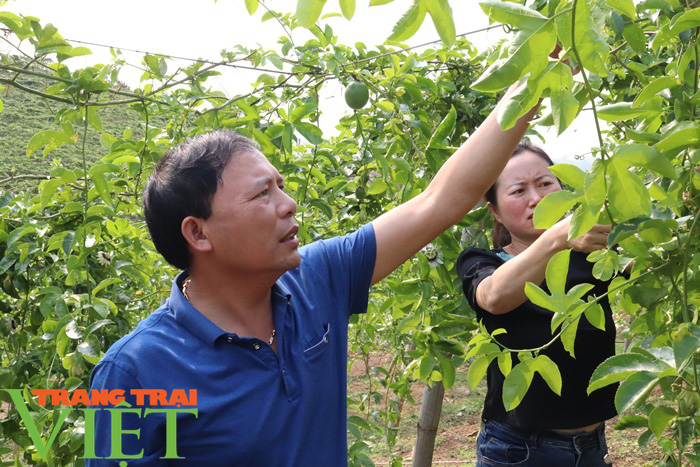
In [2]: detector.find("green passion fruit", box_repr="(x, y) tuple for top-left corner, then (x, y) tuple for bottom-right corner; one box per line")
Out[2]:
(345, 81), (369, 110)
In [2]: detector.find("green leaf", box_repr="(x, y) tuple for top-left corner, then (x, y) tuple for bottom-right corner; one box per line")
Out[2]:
(308, 199), (333, 219)
(282, 123), (293, 154)
(295, 122), (323, 144)
(633, 77), (678, 108)
(622, 23), (647, 56)
(533, 190), (579, 229)
(472, 5), (556, 92)
(588, 353), (664, 393)
(497, 352), (512, 377)
(584, 159), (606, 214)
(496, 77), (540, 129)
(480, 0), (550, 30)
(467, 354), (496, 389)
(376, 101), (395, 113)
(428, 105), (456, 148)
(560, 315), (580, 358)
(555, 0), (609, 77)
(62, 231), (75, 255)
(615, 370), (658, 413)
(591, 251), (616, 281)
(551, 87), (579, 135)
(545, 249), (570, 296)
(606, 0), (636, 18)
(90, 172), (112, 207)
(424, 0), (455, 46)
(584, 303), (606, 330)
(549, 164), (585, 193)
(502, 360), (534, 411)
(27, 130), (75, 157)
(596, 102), (661, 122)
(533, 354), (562, 395)
(669, 7), (700, 33)
(614, 414), (648, 429)
(244, 0), (258, 14)
(366, 179), (388, 195)
(524, 282), (558, 312)
(339, 0), (356, 19)
(86, 319), (114, 335)
(436, 351), (456, 390)
(566, 283), (594, 303)
(672, 324), (700, 370)
(289, 102), (316, 123)
(612, 144), (675, 179)
(387, 1), (427, 43)
(296, 0), (328, 27)
(606, 159), (652, 222)
(655, 123), (700, 153)
(92, 278), (121, 297)
(40, 179), (64, 209)
(648, 406), (676, 438)
(420, 354), (435, 380)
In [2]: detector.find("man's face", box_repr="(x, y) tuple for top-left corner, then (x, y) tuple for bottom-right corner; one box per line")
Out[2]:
(201, 150), (300, 275)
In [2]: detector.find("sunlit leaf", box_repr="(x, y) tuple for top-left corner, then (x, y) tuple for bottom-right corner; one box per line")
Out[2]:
(615, 370), (658, 413)
(296, 0), (328, 28)
(502, 360), (534, 411)
(387, 0), (427, 43)
(533, 190), (579, 229)
(606, 159), (652, 222)
(588, 354), (666, 393)
(533, 354), (562, 395)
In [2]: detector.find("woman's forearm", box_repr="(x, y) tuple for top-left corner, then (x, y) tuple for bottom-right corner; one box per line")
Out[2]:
(476, 227), (565, 315)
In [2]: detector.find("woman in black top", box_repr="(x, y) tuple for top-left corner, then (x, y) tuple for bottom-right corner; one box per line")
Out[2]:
(457, 142), (616, 466)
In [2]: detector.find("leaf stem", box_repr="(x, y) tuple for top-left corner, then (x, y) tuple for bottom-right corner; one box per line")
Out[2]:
(569, 0), (606, 156)
(693, 27), (699, 116)
(81, 105), (90, 218)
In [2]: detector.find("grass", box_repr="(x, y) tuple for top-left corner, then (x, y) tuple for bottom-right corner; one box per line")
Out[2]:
(0, 69), (145, 194)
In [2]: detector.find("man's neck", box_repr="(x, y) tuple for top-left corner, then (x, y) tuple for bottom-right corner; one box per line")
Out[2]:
(183, 265), (280, 340)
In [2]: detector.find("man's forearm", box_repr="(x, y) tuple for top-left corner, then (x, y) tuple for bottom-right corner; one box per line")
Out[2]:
(426, 91), (540, 228)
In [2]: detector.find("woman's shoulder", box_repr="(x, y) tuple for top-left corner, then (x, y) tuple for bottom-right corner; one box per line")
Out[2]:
(456, 246), (505, 274)
(457, 246), (505, 262)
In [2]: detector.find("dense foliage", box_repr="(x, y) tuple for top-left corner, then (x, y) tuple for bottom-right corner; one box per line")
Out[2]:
(0, 0), (698, 465)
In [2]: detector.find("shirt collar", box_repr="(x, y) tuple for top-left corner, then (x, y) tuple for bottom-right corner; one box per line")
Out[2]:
(170, 271), (292, 346)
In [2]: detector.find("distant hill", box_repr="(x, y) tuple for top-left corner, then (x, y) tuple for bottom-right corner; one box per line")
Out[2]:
(0, 69), (145, 193)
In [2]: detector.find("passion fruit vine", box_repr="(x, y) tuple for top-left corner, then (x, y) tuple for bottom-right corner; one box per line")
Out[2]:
(345, 81), (369, 110)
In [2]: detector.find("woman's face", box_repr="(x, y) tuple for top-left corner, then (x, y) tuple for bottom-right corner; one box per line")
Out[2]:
(490, 151), (562, 244)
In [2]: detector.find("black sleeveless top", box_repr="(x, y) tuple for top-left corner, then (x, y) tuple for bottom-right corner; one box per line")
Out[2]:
(457, 247), (618, 429)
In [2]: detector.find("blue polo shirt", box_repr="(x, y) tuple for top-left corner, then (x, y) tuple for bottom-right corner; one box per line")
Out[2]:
(87, 223), (376, 466)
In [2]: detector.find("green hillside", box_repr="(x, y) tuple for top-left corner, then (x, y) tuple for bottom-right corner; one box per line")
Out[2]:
(0, 70), (145, 193)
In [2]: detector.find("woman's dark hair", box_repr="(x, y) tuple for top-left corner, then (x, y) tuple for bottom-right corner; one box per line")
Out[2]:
(484, 141), (556, 249)
(143, 130), (259, 270)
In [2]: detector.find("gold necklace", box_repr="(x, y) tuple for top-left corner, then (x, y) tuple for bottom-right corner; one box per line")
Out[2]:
(182, 278), (276, 345)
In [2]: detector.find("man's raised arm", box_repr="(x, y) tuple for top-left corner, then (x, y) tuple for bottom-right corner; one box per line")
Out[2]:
(370, 86), (539, 286)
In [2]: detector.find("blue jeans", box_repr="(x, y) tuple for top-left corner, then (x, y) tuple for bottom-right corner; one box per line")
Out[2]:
(476, 420), (612, 466)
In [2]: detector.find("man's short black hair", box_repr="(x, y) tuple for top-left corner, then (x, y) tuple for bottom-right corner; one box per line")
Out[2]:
(143, 130), (260, 270)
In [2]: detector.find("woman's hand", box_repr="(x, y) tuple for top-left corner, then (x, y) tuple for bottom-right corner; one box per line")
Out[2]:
(550, 217), (610, 253)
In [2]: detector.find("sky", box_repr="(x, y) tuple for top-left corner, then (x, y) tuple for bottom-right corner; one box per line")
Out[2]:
(2, 0), (602, 169)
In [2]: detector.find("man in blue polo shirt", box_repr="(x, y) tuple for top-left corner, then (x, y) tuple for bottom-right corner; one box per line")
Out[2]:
(88, 84), (538, 465)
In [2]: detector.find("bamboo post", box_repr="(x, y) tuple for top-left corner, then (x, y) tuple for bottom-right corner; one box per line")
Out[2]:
(412, 380), (445, 467)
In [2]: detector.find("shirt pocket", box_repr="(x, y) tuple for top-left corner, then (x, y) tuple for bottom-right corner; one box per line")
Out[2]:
(303, 322), (331, 359)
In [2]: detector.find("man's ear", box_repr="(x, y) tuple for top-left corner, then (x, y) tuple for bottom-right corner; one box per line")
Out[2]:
(181, 216), (213, 253)
(488, 202), (502, 224)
